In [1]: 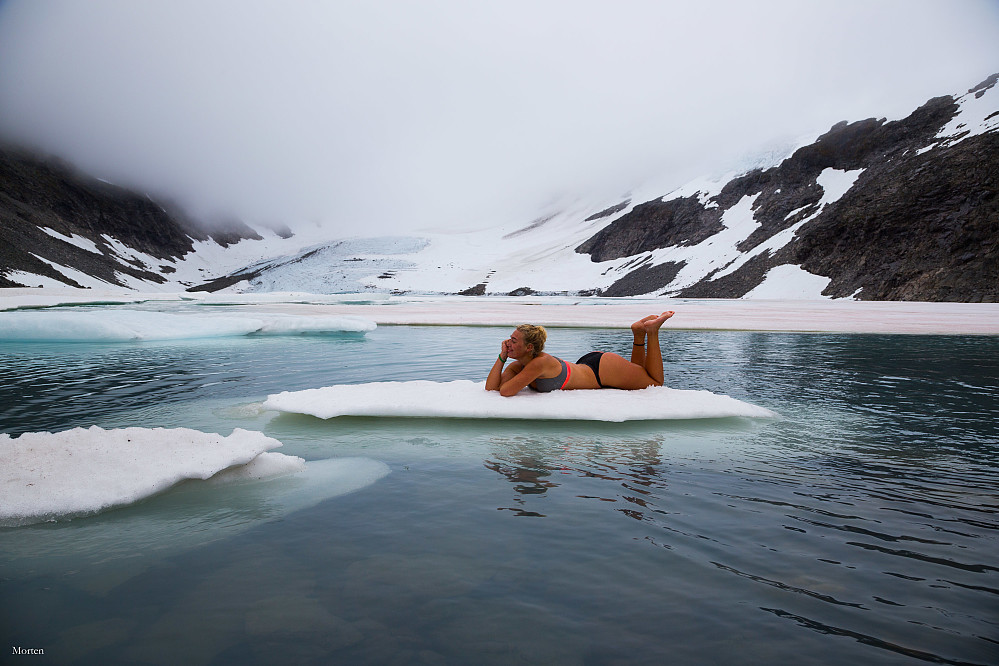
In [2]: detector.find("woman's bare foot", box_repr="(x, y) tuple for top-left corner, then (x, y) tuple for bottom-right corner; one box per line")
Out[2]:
(631, 314), (657, 336)
(643, 311), (674, 333)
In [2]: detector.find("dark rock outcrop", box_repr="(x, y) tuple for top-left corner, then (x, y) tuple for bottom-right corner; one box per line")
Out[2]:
(601, 261), (685, 297)
(459, 283), (487, 296)
(584, 200), (630, 222)
(788, 130), (998, 301)
(576, 80), (998, 302)
(577, 195), (724, 261)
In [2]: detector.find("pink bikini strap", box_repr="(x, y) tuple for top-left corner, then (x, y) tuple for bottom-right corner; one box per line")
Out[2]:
(560, 360), (572, 390)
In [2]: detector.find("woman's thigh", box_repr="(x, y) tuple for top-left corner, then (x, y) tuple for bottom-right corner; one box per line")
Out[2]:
(598, 352), (657, 389)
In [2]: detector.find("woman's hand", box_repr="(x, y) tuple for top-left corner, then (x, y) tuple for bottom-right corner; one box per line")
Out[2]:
(488, 339), (514, 391)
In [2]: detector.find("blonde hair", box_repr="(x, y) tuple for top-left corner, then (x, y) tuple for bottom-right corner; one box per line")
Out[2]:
(516, 324), (547, 357)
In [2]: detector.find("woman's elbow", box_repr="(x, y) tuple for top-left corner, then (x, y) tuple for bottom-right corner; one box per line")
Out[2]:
(499, 385), (519, 397)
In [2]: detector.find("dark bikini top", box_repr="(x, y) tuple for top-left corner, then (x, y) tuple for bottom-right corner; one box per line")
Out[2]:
(530, 357), (571, 392)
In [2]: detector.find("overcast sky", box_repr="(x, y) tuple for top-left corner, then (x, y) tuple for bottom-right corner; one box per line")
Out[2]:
(0, 0), (996, 235)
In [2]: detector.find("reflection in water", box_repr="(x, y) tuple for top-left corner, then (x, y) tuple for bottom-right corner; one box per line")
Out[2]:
(485, 438), (567, 517)
(485, 435), (668, 520)
(475, 415), (998, 666)
(0, 458), (389, 581)
(485, 458), (557, 516)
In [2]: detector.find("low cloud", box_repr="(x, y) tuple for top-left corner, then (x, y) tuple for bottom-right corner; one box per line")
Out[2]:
(1, 0), (996, 234)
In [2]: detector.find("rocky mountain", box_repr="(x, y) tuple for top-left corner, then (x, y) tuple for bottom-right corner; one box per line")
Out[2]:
(579, 75), (998, 302)
(0, 146), (287, 289)
(1, 74), (996, 301)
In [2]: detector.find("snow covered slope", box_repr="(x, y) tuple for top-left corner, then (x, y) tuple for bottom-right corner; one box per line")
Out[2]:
(3, 74), (996, 301)
(189, 74), (998, 301)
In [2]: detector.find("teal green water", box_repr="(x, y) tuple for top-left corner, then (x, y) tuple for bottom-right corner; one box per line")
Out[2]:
(1, 320), (997, 665)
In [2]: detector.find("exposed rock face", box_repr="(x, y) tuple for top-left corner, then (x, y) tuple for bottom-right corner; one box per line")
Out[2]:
(0, 145), (259, 288)
(577, 195), (724, 261)
(584, 200), (630, 222)
(576, 80), (998, 302)
(790, 131), (998, 301)
(601, 262), (684, 298)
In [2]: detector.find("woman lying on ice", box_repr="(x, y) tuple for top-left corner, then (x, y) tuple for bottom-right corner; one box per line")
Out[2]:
(485, 312), (675, 396)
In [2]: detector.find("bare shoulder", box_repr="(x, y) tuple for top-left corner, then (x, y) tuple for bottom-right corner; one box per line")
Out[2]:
(527, 353), (560, 372)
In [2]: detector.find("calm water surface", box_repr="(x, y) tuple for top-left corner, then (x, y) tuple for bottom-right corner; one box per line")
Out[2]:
(1, 315), (997, 665)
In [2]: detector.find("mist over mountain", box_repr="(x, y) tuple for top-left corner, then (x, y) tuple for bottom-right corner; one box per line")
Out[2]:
(3, 1), (995, 238)
(1, 74), (996, 302)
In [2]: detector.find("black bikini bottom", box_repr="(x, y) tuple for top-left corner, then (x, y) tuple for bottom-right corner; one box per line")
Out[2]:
(576, 351), (604, 387)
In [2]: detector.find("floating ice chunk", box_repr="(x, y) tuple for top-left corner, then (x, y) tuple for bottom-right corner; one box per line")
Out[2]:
(254, 314), (376, 335)
(206, 451), (306, 485)
(0, 289), (390, 312)
(0, 309), (375, 342)
(0, 288), (178, 311)
(191, 291), (392, 305)
(0, 456), (390, 579)
(0, 426), (299, 526)
(263, 380), (778, 422)
(0, 310), (258, 341)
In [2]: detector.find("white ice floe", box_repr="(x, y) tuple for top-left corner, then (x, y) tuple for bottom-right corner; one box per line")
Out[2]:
(263, 379), (778, 422)
(0, 456), (391, 579)
(189, 291), (391, 305)
(0, 426), (303, 526)
(204, 451), (307, 484)
(0, 288), (392, 311)
(0, 309), (375, 342)
(253, 313), (376, 335)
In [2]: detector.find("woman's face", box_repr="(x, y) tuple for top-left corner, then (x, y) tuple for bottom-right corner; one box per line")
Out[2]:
(507, 330), (532, 358)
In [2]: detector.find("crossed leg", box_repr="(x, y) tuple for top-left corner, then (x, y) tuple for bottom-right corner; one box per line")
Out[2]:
(599, 312), (674, 389)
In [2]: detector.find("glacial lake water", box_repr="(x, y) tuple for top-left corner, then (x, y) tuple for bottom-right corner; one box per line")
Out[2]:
(1, 315), (997, 665)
